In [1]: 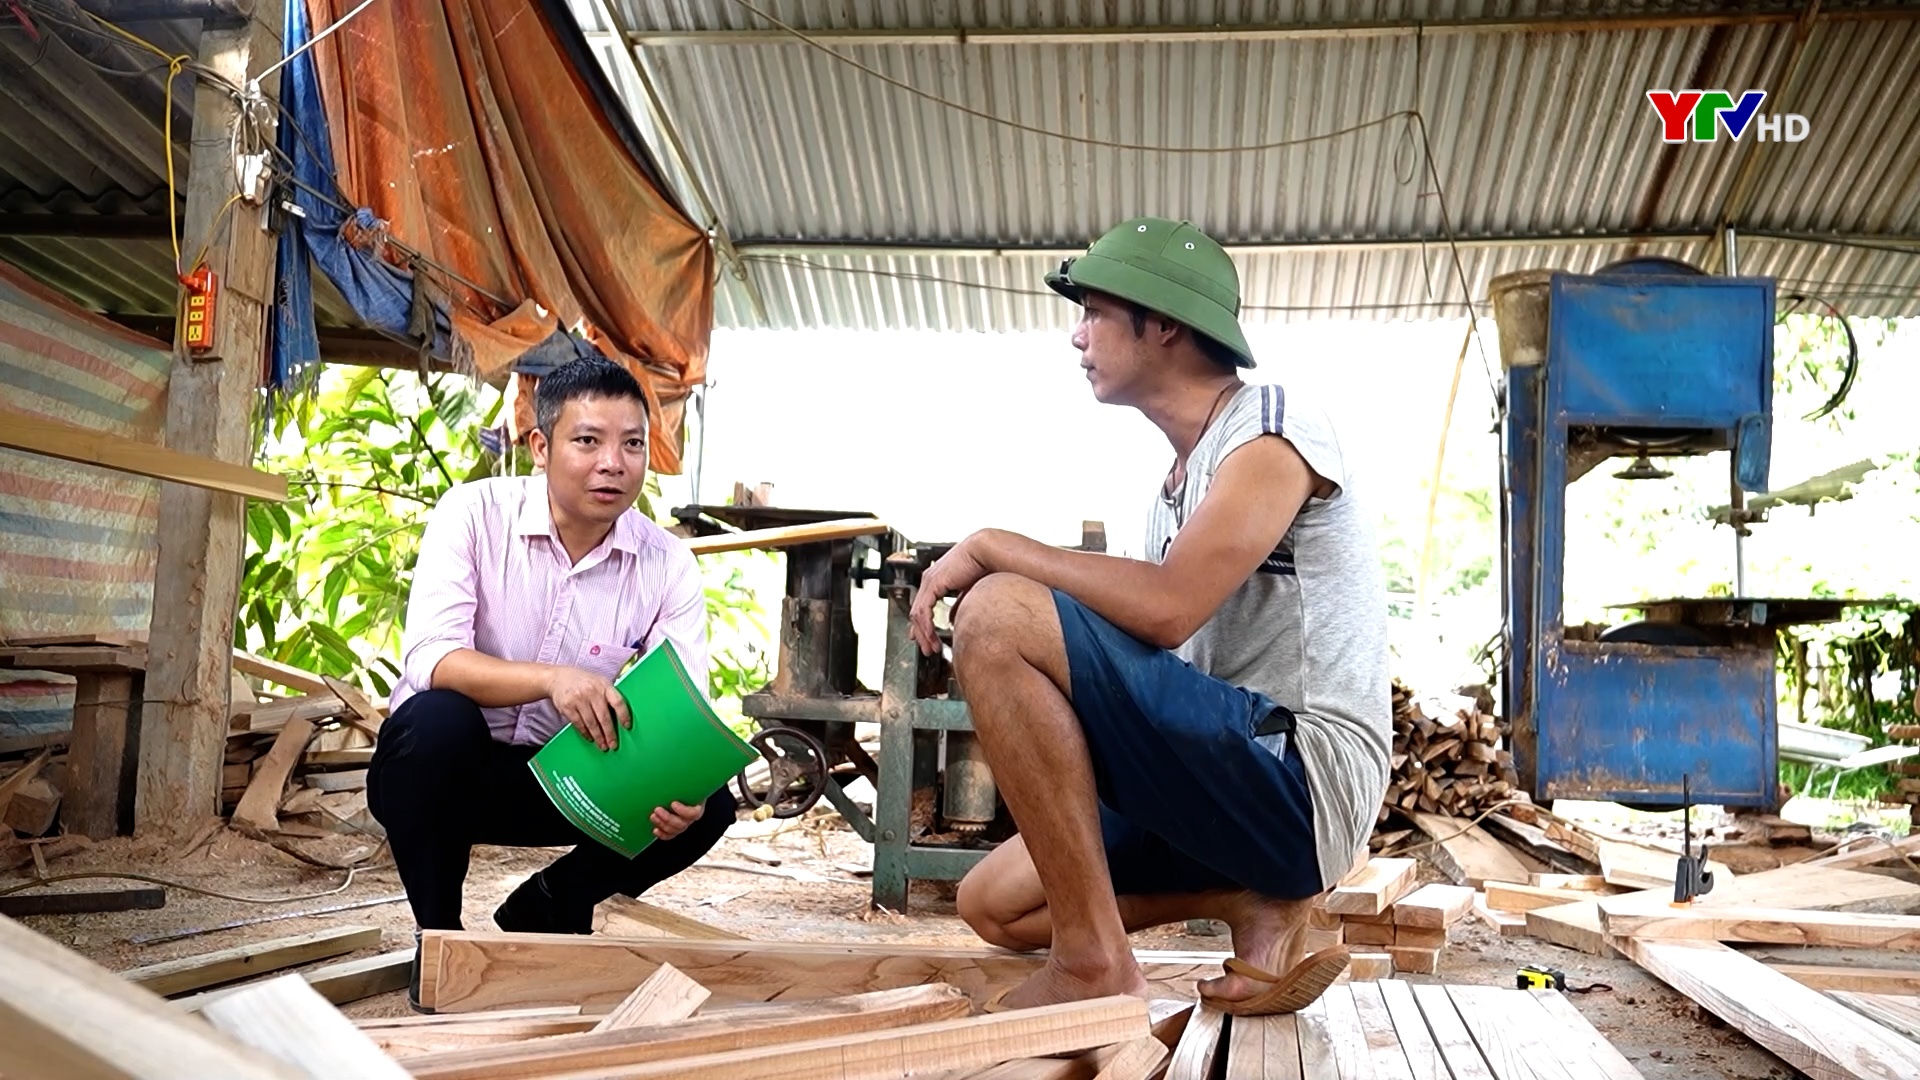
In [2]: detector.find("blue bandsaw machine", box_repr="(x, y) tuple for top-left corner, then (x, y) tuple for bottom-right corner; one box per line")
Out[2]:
(1494, 265), (1849, 812)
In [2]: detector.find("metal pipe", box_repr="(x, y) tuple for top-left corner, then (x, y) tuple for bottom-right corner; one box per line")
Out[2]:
(594, 6), (1916, 48)
(735, 230), (1719, 260)
(1726, 225), (1747, 598)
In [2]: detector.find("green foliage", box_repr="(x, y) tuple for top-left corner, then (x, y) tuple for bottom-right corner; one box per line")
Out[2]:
(1778, 605), (1918, 800)
(237, 368), (485, 694)
(235, 368), (772, 707)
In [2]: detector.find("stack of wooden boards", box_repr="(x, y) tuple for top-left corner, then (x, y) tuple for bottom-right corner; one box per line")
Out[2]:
(0, 908), (1655, 1080)
(1308, 856), (1477, 978)
(225, 668), (387, 840)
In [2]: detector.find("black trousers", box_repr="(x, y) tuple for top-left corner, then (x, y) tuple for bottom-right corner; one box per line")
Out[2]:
(366, 689), (735, 931)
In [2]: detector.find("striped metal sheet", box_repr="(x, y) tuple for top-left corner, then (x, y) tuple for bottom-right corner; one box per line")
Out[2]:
(0, 262), (167, 733)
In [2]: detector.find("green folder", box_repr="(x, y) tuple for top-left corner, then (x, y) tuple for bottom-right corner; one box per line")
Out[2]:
(528, 640), (757, 859)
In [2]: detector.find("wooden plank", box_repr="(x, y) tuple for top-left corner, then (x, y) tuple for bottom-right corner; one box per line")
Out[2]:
(354, 1006), (587, 1030)
(1523, 902), (1613, 955)
(1394, 926), (1447, 949)
(1595, 836), (1733, 891)
(177, 949), (412, 1012)
(301, 769), (366, 793)
(65, 674), (136, 838)
(1326, 857), (1419, 916)
(229, 652), (333, 697)
(1410, 812), (1535, 888)
(415, 931), (1226, 1013)
(0, 407), (286, 502)
(230, 695), (346, 734)
(1618, 938), (1920, 1080)
(1472, 894), (1531, 937)
(1526, 990), (1645, 1080)
(0, 887), (165, 918)
(404, 985), (971, 1080)
(1226, 1013), (1305, 1080)
(1386, 946), (1439, 975)
(1351, 981), (1416, 1080)
(1408, 982), (1496, 1080)
(599, 897), (749, 941)
(200, 973), (410, 1079)
(1830, 992), (1920, 1043)
(0, 647), (147, 672)
(511, 996), (1147, 1080)
(1376, 979), (1451, 1080)
(1392, 884), (1477, 928)
(1487, 881), (1604, 913)
(369, 1019), (602, 1059)
(230, 718), (314, 835)
(1528, 874), (1616, 892)
(0, 912), (299, 1080)
(1089, 1036), (1170, 1080)
(1295, 994), (1341, 1080)
(589, 962), (709, 1032)
(0, 746), (53, 822)
(1808, 834), (1920, 871)
(1487, 988), (1616, 1080)
(1445, 985), (1562, 1080)
(1771, 963), (1920, 995)
(1599, 905), (1920, 950)
(1164, 1002), (1226, 1080)
(1352, 953), (1395, 980)
(684, 518), (888, 556)
(0, 730), (70, 757)
(1315, 983), (1376, 1080)
(119, 926), (382, 997)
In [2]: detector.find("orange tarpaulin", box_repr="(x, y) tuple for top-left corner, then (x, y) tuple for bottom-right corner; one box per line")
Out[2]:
(305, 0), (712, 473)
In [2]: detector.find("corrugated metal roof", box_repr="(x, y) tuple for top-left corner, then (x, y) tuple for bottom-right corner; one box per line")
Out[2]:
(0, 6), (200, 318)
(569, 0), (1920, 330)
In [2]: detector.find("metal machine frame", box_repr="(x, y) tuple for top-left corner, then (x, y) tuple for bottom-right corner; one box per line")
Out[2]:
(675, 504), (1103, 909)
(1498, 268), (1845, 810)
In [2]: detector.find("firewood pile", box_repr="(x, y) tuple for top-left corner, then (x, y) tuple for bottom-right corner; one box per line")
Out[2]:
(1381, 680), (1520, 822)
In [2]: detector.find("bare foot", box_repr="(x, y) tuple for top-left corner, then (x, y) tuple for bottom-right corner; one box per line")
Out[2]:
(1197, 891), (1317, 1004)
(997, 953), (1152, 1010)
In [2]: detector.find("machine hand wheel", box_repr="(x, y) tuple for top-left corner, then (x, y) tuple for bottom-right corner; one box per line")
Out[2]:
(734, 725), (829, 819)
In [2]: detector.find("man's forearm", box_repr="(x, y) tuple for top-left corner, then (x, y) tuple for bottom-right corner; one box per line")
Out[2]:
(974, 530), (1188, 648)
(429, 648), (554, 708)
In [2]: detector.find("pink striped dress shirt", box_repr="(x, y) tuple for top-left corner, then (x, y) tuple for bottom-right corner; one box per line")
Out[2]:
(389, 475), (709, 746)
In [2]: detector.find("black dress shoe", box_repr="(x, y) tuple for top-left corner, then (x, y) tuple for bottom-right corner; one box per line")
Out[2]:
(407, 931), (435, 1014)
(493, 872), (593, 934)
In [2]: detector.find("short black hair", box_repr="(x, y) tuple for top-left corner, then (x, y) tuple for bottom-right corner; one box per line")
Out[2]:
(1120, 300), (1241, 373)
(534, 355), (649, 438)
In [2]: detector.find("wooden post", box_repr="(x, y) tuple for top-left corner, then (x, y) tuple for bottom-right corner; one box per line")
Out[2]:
(136, 5), (284, 832)
(65, 673), (140, 838)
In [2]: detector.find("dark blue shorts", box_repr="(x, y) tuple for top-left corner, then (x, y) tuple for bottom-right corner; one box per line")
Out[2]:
(1053, 589), (1324, 900)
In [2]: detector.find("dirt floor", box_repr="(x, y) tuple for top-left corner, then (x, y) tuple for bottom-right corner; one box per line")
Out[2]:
(5, 812), (1815, 1079)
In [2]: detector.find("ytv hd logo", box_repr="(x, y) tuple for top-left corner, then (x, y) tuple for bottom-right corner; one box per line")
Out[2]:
(1646, 90), (1809, 143)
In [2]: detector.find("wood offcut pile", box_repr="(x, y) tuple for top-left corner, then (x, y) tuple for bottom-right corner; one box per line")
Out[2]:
(1378, 681), (1519, 825)
(1, 896), (1658, 1080)
(0, 635), (390, 876)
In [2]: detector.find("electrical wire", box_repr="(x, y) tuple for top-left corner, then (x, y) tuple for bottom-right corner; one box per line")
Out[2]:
(0, 864), (387, 904)
(722, 0), (1418, 155)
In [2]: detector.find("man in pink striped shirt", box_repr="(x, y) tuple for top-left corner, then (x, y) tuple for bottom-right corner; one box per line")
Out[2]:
(369, 356), (732, 1007)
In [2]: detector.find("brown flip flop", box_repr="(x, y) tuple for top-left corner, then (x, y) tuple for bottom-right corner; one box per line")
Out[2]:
(1197, 946), (1351, 1016)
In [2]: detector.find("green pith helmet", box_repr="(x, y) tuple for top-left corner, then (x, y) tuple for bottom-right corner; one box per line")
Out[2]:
(1045, 217), (1254, 368)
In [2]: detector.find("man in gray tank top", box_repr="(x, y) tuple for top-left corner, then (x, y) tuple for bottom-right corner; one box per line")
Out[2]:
(908, 217), (1391, 1014)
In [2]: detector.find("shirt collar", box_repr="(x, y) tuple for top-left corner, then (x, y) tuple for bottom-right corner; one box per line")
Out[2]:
(514, 474), (645, 556)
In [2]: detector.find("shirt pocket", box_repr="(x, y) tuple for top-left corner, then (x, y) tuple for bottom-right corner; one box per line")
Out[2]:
(572, 641), (639, 682)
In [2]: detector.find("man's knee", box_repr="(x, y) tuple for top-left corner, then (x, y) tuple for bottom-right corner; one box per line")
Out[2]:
(952, 573), (1055, 664)
(955, 871), (1038, 952)
(368, 690), (489, 818)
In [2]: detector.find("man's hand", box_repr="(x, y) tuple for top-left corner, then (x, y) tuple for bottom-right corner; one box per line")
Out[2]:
(651, 800), (705, 841)
(545, 666), (631, 751)
(909, 532), (994, 655)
